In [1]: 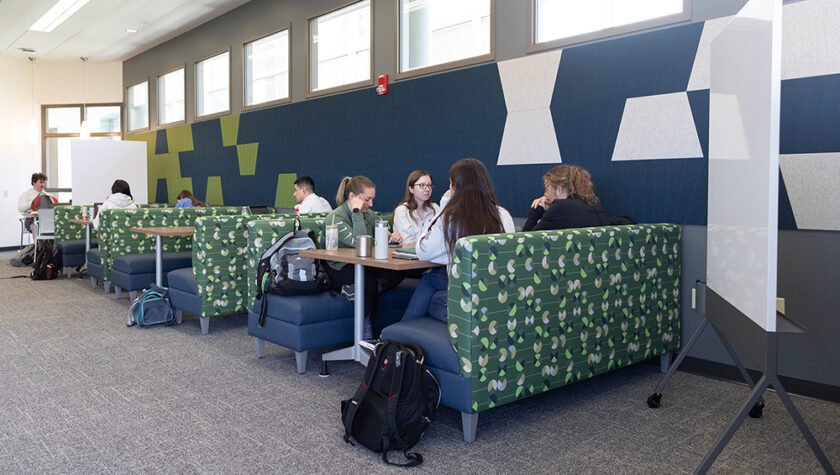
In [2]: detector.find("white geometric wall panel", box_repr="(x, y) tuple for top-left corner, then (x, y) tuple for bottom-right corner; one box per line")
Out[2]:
(690, 0), (840, 92)
(687, 16), (731, 92)
(611, 92), (703, 161)
(497, 50), (563, 165)
(782, 0), (840, 80)
(779, 153), (840, 231)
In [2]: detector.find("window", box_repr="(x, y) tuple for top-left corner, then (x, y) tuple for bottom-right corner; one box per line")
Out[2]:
(244, 29), (290, 108)
(399, 0), (492, 76)
(126, 81), (148, 131)
(42, 103), (123, 202)
(531, 0), (690, 51)
(157, 67), (185, 125)
(196, 51), (230, 118)
(308, 0), (371, 95)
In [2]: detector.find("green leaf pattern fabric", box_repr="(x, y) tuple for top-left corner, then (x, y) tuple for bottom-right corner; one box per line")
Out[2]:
(54, 205), (97, 243)
(446, 224), (682, 413)
(97, 206), (246, 281)
(192, 214), (292, 317)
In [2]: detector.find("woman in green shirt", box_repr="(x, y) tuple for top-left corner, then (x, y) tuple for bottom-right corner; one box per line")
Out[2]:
(324, 175), (403, 339)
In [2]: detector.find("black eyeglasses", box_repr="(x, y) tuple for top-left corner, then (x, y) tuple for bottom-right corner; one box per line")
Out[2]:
(413, 183), (434, 189)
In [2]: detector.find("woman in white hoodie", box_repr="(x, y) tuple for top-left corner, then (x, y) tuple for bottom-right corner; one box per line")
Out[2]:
(93, 179), (137, 230)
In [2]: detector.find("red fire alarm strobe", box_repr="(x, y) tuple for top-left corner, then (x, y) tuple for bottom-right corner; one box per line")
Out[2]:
(377, 74), (388, 95)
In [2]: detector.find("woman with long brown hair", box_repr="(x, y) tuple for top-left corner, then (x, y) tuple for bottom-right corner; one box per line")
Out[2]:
(392, 170), (439, 244)
(522, 165), (607, 231)
(402, 158), (515, 322)
(175, 189), (207, 208)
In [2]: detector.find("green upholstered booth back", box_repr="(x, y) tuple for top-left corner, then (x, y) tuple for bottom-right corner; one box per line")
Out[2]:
(447, 224), (682, 413)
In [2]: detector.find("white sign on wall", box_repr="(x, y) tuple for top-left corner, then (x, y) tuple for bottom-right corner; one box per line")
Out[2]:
(70, 140), (148, 206)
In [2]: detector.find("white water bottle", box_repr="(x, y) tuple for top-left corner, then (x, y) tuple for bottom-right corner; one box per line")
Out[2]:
(374, 220), (389, 259)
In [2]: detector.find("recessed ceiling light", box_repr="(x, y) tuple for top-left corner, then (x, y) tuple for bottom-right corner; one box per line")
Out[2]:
(126, 28), (138, 33)
(30, 0), (90, 33)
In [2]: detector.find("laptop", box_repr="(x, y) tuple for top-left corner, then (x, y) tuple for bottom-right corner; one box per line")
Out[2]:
(248, 205), (272, 215)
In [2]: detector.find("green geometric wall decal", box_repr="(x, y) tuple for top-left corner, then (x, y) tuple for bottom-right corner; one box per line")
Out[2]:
(167, 177), (194, 204)
(237, 143), (259, 175)
(274, 173), (298, 208)
(206, 176), (224, 205)
(220, 115), (240, 147)
(167, 124), (195, 153)
(127, 131), (159, 200)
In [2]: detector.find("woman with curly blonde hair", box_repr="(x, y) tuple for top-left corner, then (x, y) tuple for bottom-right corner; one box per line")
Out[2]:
(523, 165), (608, 231)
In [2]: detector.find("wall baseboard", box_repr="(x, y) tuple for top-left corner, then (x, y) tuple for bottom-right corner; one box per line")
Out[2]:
(0, 246), (21, 252)
(668, 356), (840, 403)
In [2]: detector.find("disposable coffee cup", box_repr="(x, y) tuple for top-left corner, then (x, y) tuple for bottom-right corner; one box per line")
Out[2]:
(325, 225), (338, 250)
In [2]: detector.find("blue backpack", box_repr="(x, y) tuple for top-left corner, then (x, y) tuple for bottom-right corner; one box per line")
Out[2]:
(128, 285), (177, 328)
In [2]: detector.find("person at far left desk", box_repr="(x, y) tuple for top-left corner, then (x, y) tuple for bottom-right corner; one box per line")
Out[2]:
(18, 172), (56, 233)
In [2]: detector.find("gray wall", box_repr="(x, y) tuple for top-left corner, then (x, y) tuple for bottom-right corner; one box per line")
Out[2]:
(123, 0), (746, 129)
(681, 226), (840, 388)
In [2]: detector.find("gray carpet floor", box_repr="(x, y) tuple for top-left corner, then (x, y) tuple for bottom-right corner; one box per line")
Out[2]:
(0, 251), (838, 474)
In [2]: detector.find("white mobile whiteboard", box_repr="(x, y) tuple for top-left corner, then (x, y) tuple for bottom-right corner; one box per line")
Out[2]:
(70, 140), (148, 206)
(707, 0), (781, 331)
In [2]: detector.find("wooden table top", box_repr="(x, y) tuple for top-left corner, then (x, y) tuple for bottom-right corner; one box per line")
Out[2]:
(68, 218), (94, 225)
(129, 226), (194, 237)
(300, 247), (443, 271)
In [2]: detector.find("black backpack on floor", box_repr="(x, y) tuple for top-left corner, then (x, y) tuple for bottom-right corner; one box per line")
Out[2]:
(341, 340), (440, 467)
(31, 241), (62, 280)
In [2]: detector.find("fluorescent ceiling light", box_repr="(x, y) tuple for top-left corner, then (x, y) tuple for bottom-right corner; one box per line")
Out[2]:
(30, 0), (90, 33)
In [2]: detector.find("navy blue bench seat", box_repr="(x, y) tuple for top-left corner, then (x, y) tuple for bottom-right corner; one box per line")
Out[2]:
(86, 249), (109, 293)
(57, 239), (98, 276)
(167, 267), (217, 334)
(110, 251), (192, 300)
(248, 279), (418, 374)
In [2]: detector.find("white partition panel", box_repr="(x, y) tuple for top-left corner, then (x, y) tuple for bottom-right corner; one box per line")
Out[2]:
(70, 140), (148, 206)
(707, 0), (781, 331)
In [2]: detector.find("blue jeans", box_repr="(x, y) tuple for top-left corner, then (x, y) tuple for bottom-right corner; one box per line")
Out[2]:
(401, 266), (448, 322)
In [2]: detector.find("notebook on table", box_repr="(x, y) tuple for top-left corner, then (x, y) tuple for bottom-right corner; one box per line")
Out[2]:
(392, 247), (418, 260)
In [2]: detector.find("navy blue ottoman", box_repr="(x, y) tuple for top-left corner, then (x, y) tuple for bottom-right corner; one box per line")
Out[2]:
(58, 239), (99, 276)
(110, 251), (192, 300)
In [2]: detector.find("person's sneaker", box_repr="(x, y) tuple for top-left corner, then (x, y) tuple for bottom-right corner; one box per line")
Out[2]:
(363, 317), (374, 340)
(341, 284), (355, 301)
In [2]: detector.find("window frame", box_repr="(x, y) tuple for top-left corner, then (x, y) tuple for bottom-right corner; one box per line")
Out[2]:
(305, 0), (375, 99)
(394, 0), (496, 81)
(527, 0), (691, 53)
(156, 64), (187, 127)
(194, 48), (232, 121)
(41, 103), (124, 196)
(242, 26), (292, 112)
(124, 79), (150, 134)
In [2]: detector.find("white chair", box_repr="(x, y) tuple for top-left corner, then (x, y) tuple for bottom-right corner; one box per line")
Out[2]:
(33, 208), (56, 261)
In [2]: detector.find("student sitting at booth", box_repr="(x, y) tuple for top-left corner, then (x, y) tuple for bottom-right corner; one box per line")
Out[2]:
(401, 158), (515, 323)
(392, 170), (440, 245)
(175, 189), (206, 208)
(293, 176), (332, 214)
(523, 165), (608, 231)
(93, 179), (137, 230)
(323, 175), (402, 339)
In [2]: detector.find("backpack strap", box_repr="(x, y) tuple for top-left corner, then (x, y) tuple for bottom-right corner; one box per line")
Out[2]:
(342, 341), (390, 444)
(380, 347), (423, 467)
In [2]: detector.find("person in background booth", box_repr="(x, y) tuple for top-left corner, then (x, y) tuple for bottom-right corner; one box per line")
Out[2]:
(392, 170), (440, 245)
(175, 189), (207, 208)
(293, 176), (332, 214)
(18, 172), (56, 233)
(401, 158), (515, 323)
(93, 179), (138, 230)
(522, 165), (608, 231)
(324, 175), (402, 339)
